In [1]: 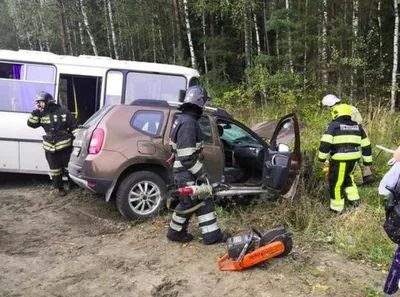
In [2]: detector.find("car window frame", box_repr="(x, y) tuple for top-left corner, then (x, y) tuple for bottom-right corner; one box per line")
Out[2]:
(130, 109), (165, 137)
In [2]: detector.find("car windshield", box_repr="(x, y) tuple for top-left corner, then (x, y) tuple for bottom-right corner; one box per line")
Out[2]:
(218, 121), (260, 146)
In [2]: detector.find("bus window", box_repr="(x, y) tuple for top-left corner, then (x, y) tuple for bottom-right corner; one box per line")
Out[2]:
(105, 70), (123, 105)
(125, 72), (186, 104)
(0, 62), (55, 112)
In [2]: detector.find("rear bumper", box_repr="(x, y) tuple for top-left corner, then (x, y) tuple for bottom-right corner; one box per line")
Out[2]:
(69, 172), (113, 193)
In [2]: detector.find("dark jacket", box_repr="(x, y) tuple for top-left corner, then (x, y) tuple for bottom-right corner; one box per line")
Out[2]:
(170, 112), (205, 177)
(27, 103), (79, 153)
(318, 116), (372, 164)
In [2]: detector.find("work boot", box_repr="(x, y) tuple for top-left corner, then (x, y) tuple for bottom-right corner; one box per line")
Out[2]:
(166, 232), (194, 243)
(57, 188), (67, 197)
(362, 174), (376, 185)
(204, 231), (232, 245)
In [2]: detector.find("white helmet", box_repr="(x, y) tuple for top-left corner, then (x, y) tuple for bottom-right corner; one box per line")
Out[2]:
(322, 94), (341, 107)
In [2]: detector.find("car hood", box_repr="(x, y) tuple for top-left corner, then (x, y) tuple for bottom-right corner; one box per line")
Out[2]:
(251, 119), (304, 144)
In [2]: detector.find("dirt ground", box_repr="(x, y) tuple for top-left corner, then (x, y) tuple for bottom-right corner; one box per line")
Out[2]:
(0, 173), (389, 297)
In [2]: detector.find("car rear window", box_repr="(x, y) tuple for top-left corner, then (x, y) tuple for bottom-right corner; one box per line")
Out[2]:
(82, 105), (113, 128)
(130, 111), (164, 136)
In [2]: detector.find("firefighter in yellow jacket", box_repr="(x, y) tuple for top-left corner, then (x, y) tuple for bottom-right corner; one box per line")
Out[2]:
(27, 91), (79, 196)
(318, 103), (373, 212)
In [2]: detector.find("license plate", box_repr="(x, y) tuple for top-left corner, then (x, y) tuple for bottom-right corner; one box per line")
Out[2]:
(72, 147), (81, 157)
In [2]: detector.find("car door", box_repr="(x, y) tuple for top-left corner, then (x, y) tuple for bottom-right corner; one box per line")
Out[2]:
(262, 113), (301, 199)
(166, 112), (224, 183)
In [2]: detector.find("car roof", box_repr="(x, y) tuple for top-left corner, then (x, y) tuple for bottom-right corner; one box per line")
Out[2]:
(129, 99), (233, 118)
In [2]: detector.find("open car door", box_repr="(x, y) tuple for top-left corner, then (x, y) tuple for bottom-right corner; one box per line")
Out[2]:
(262, 113), (301, 199)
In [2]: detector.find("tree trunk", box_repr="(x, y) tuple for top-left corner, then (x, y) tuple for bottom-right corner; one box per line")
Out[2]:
(152, 17), (157, 62)
(57, 0), (69, 55)
(321, 0), (328, 86)
(182, 0), (196, 68)
(103, 0), (112, 57)
(78, 21), (85, 49)
(303, 0), (308, 90)
(107, 0), (119, 59)
(38, 0), (50, 51)
(391, 0), (399, 112)
(244, 6), (251, 67)
(202, 11), (208, 74)
(253, 13), (261, 55)
(378, 1), (383, 60)
(350, 0), (359, 100)
(286, 0), (293, 73)
(173, 0), (183, 62)
(263, 0), (270, 56)
(79, 0), (98, 56)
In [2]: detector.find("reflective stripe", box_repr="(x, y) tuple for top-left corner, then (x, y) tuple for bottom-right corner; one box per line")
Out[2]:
(321, 134), (333, 143)
(172, 213), (186, 224)
(169, 221), (183, 232)
(188, 160), (203, 175)
(170, 140), (177, 150)
(49, 168), (62, 176)
(332, 151), (361, 161)
(200, 222), (220, 234)
(363, 155), (373, 163)
(318, 151), (329, 159)
(61, 114), (67, 122)
(42, 138), (72, 152)
(173, 161), (183, 168)
(28, 116), (39, 123)
(332, 135), (361, 144)
(72, 129), (79, 136)
(361, 138), (371, 147)
(330, 199), (345, 212)
(345, 186), (359, 201)
(176, 147), (198, 157)
(197, 212), (216, 224)
(334, 162), (346, 201)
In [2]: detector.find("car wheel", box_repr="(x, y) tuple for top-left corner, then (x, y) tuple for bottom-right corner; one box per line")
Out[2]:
(116, 171), (167, 220)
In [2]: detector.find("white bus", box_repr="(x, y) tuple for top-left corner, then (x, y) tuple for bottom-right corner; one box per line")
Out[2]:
(0, 49), (200, 175)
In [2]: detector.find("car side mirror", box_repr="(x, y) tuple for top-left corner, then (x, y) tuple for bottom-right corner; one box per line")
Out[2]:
(278, 143), (290, 153)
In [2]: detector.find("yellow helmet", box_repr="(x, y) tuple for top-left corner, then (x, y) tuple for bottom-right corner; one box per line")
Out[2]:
(331, 104), (352, 119)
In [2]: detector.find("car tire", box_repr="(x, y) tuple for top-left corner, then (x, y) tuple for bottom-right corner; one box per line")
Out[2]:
(116, 171), (167, 221)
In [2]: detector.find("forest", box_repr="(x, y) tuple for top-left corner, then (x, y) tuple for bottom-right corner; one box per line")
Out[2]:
(0, 0), (398, 112)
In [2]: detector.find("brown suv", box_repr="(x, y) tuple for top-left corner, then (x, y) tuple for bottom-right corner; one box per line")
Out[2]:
(68, 100), (301, 221)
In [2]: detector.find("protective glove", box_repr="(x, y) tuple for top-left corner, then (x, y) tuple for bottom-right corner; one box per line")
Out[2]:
(196, 172), (210, 185)
(320, 161), (329, 181)
(166, 153), (175, 167)
(31, 109), (41, 116)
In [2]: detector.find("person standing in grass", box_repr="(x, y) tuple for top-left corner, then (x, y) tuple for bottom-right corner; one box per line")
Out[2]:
(321, 94), (376, 185)
(318, 103), (373, 213)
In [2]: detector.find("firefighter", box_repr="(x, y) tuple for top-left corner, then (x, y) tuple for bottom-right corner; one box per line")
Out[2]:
(27, 91), (79, 197)
(166, 86), (231, 244)
(322, 94), (375, 185)
(318, 103), (373, 213)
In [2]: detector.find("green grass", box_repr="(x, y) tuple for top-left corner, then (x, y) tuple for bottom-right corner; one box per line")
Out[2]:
(219, 101), (400, 268)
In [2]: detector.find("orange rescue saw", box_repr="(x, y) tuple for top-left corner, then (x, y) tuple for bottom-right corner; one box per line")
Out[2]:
(217, 227), (293, 271)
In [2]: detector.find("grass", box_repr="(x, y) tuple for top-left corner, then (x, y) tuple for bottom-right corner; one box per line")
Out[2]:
(217, 101), (400, 268)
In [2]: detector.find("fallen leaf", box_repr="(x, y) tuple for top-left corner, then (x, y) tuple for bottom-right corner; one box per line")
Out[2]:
(312, 284), (329, 291)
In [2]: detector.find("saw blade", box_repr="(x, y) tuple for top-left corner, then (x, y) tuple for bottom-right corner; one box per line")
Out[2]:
(376, 145), (395, 154)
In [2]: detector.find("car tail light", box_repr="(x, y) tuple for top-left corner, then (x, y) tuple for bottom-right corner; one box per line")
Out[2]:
(88, 128), (104, 155)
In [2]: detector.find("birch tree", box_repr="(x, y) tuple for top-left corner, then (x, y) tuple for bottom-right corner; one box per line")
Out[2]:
(391, 0), (399, 112)
(107, 0), (119, 59)
(79, 0), (98, 56)
(321, 0), (328, 86)
(350, 0), (359, 99)
(286, 0), (293, 73)
(182, 0), (196, 68)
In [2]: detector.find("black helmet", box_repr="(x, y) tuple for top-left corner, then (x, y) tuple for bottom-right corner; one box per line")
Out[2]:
(35, 91), (54, 103)
(179, 86), (210, 111)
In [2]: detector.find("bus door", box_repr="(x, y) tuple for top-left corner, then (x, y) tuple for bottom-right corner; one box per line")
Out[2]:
(58, 74), (102, 125)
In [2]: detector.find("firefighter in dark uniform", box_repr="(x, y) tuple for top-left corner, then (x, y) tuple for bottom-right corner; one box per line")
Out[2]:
(318, 103), (373, 213)
(27, 91), (79, 197)
(167, 86), (231, 244)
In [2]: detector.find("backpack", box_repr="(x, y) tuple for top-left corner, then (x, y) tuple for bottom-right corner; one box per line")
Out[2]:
(383, 176), (400, 244)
